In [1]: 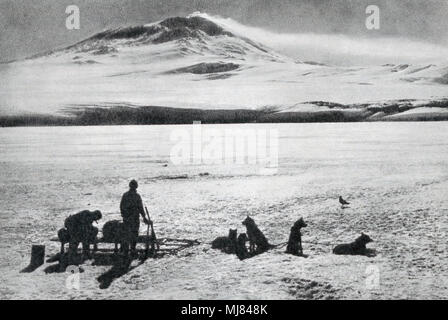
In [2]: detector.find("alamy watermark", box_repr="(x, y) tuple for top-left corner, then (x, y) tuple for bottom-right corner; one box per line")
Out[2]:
(365, 264), (380, 290)
(66, 4), (381, 31)
(170, 122), (279, 175)
(65, 265), (81, 291)
(66, 5), (80, 30)
(366, 5), (380, 30)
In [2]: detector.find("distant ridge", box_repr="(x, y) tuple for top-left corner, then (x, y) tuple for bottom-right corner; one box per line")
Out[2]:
(2, 99), (448, 127)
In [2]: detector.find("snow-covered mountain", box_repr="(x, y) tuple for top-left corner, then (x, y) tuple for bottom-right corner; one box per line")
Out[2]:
(0, 12), (447, 121)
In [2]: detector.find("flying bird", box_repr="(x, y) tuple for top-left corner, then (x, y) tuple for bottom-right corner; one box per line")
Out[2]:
(339, 196), (350, 207)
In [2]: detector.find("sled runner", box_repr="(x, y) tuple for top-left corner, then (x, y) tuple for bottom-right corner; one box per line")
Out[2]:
(49, 235), (200, 256)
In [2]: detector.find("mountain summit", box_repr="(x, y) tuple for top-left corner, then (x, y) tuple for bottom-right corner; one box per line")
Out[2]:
(42, 13), (283, 64)
(0, 13), (446, 119)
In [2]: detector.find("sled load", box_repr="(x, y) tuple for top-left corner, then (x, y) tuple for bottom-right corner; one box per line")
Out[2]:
(49, 210), (199, 262)
(21, 208), (200, 286)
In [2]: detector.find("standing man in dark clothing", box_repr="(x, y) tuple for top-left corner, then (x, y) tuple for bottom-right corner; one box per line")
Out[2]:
(120, 180), (149, 256)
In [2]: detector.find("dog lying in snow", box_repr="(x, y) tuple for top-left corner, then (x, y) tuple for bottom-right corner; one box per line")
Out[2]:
(333, 233), (373, 256)
(286, 218), (307, 256)
(211, 229), (237, 254)
(242, 216), (271, 254)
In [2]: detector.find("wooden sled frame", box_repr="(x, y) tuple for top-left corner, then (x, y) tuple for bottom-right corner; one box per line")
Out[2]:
(51, 235), (200, 256)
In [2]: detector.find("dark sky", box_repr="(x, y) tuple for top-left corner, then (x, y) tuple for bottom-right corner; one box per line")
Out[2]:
(1, 0), (447, 62)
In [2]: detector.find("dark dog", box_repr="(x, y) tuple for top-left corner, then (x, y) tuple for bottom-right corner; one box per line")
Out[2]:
(212, 229), (237, 254)
(235, 233), (249, 260)
(102, 220), (126, 253)
(286, 218), (307, 256)
(242, 216), (271, 254)
(333, 233), (373, 256)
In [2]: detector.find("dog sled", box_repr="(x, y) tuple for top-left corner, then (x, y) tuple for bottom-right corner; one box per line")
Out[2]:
(48, 235), (200, 256)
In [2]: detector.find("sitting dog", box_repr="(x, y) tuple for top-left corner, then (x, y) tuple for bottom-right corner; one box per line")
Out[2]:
(102, 220), (126, 253)
(235, 233), (249, 260)
(242, 216), (271, 254)
(286, 218), (307, 256)
(333, 233), (373, 256)
(212, 229), (237, 254)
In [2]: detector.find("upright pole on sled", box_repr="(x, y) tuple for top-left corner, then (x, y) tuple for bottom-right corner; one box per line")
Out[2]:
(145, 206), (159, 258)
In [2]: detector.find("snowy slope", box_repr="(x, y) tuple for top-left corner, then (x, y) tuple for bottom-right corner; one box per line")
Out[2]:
(0, 12), (447, 118)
